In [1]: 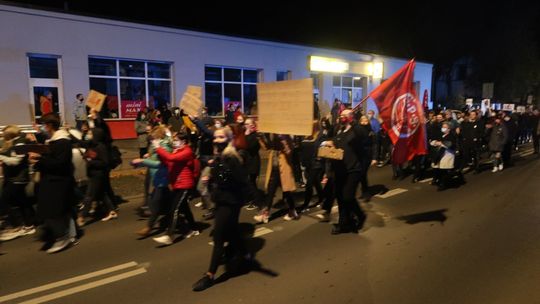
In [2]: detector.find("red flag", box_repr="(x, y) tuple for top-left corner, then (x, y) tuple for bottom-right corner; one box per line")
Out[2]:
(369, 60), (427, 164)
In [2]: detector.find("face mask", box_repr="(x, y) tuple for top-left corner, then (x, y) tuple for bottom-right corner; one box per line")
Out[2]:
(367, 114), (373, 119)
(215, 123), (222, 129)
(174, 110), (180, 115)
(504, 116), (510, 121)
(215, 142), (228, 152)
(141, 115), (146, 120)
(165, 131), (172, 137)
(340, 117), (351, 125)
(441, 127), (448, 133)
(172, 140), (183, 149)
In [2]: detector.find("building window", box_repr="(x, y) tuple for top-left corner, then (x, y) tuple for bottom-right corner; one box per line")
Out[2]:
(277, 71), (291, 81)
(204, 65), (260, 116)
(88, 57), (172, 119)
(332, 75), (367, 108)
(28, 54), (63, 119)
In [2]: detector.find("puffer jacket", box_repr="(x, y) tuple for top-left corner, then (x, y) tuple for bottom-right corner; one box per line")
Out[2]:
(156, 145), (196, 190)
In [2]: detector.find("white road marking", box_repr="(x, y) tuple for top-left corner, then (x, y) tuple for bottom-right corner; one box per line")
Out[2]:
(375, 188), (408, 199)
(0, 261), (138, 302)
(419, 178), (433, 183)
(19, 268), (147, 304)
(208, 227), (274, 246)
(253, 227), (273, 237)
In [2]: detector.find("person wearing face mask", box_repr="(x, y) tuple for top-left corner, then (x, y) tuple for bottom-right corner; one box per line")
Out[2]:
(73, 93), (88, 130)
(153, 131), (199, 245)
(77, 128), (118, 226)
(29, 113), (78, 253)
(243, 118), (261, 211)
(487, 114), (509, 172)
(135, 111), (150, 158)
(430, 122), (456, 191)
(131, 126), (173, 237)
(325, 109), (368, 234)
(192, 127), (254, 292)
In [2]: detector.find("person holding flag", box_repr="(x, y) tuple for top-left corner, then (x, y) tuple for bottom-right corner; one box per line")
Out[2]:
(354, 60), (428, 173)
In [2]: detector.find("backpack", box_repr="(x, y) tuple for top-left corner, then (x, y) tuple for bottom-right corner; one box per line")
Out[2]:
(109, 145), (122, 169)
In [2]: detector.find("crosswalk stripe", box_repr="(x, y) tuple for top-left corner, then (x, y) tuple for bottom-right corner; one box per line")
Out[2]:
(375, 188), (408, 199)
(208, 227), (274, 246)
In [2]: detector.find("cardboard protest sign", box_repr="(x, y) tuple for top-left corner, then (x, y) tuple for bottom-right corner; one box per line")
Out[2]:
(257, 78), (313, 136)
(317, 146), (344, 160)
(179, 85), (203, 117)
(86, 90), (106, 112)
(186, 85), (202, 98)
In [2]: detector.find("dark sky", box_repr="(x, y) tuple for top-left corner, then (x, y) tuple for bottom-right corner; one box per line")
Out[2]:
(4, 0), (540, 63)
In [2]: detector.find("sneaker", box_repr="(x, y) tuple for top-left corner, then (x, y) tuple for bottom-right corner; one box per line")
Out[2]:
(498, 164), (504, 171)
(492, 166), (498, 173)
(284, 210), (299, 221)
(46, 237), (76, 254)
(192, 274), (214, 292)
(245, 203), (257, 211)
(316, 212), (330, 222)
(253, 212), (269, 224)
(194, 201), (203, 208)
(184, 230), (200, 239)
(101, 211), (118, 222)
(153, 235), (173, 245)
(0, 227), (24, 241)
(21, 226), (36, 236)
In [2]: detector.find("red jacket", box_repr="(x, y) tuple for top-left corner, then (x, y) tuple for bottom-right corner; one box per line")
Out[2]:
(156, 145), (196, 190)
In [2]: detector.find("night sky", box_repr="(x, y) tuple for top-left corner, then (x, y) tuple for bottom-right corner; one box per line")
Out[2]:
(4, 0), (539, 63)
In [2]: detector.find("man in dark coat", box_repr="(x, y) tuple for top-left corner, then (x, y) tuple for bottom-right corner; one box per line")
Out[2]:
(30, 113), (78, 253)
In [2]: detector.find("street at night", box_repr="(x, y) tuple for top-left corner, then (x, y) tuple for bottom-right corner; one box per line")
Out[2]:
(1, 147), (539, 304)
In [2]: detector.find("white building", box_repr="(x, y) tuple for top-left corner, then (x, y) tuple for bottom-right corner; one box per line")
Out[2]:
(0, 4), (433, 139)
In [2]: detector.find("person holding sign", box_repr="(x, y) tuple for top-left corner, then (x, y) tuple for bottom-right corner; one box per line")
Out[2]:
(325, 109), (367, 235)
(254, 133), (298, 224)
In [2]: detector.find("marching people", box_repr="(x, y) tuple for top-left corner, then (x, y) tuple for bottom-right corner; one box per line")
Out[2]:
(430, 121), (457, 191)
(487, 114), (509, 172)
(77, 128), (118, 225)
(243, 118), (261, 211)
(254, 133), (298, 223)
(131, 126), (172, 237)
(460, 110), (485, 173)
(29, 113), (78, 253)
(153, 130), (200, 245)
(192, 126), (254, 292)
(326, 109), (367, 234)
(0, 125), (36, 241)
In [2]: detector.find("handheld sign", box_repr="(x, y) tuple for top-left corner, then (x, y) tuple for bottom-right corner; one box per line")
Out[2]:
(86, 90), (106, 112)
(179, 86), (203, 117)
(257, 78), (313, 136)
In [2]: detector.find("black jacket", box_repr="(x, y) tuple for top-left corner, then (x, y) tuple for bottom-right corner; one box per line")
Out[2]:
(209, 154), (253, 206)
(461, 119), (485, 147)
(0, 136), (31, 184)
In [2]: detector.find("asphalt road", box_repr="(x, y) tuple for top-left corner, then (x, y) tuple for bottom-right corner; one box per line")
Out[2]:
(1, 146), (539, 304)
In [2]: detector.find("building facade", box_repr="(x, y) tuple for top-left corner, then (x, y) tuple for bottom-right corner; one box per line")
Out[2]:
(0, 5), (433, 138)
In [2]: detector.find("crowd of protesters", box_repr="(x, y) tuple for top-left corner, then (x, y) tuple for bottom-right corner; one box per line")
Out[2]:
(1, 96), (539, 291)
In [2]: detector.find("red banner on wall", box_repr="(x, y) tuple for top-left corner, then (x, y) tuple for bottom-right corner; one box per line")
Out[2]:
(121, 100), (146, 118)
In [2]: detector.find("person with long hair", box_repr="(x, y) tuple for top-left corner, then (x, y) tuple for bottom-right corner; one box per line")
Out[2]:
(192, 126), (253, 291)
(0, 125), (36, 241)
(152, 130), (199, 245)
